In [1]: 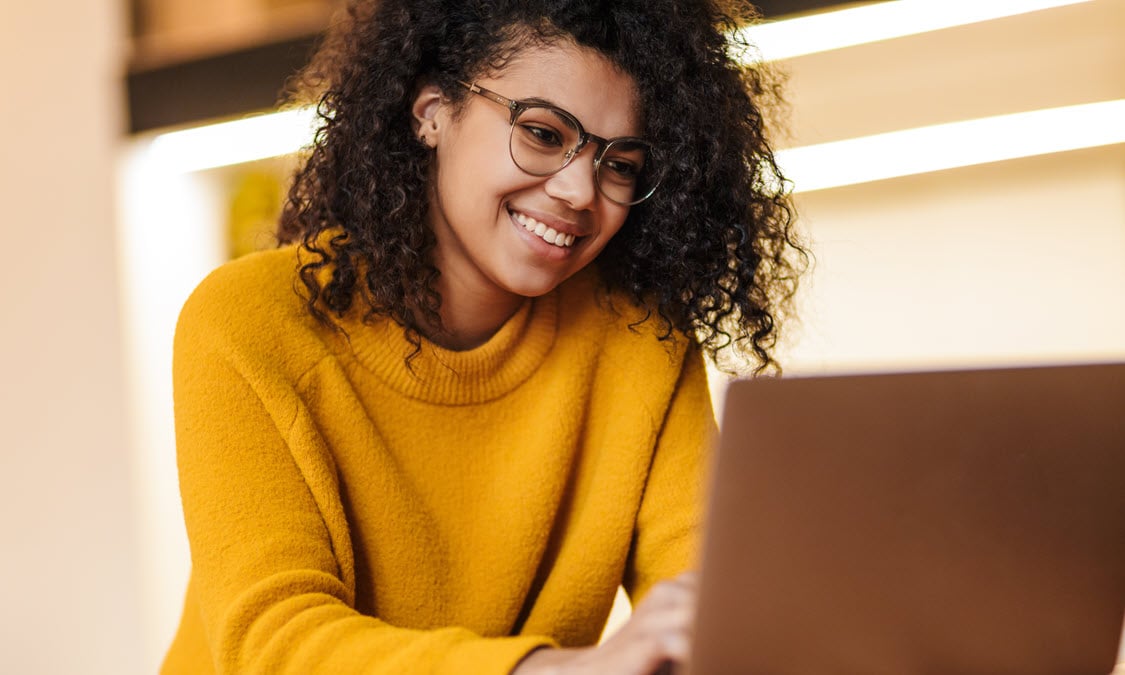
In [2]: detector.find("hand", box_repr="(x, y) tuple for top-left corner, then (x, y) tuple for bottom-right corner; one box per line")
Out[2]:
(512, 571), (699, 675)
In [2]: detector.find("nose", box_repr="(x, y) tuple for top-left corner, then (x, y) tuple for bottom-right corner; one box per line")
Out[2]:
(543, 145), (599, 210)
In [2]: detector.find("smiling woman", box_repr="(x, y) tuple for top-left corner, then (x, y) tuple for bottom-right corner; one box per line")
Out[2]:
(277, 0), (805, 372)
(413, 43), (643, 347)
(160, 1), (806, 673)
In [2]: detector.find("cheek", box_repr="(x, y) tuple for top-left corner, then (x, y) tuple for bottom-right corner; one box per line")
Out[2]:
(439, 150), (539, 207)
(599, 208), (631, 241)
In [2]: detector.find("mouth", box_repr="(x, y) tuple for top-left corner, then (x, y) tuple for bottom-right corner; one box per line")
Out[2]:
(509, 208), (579, 248)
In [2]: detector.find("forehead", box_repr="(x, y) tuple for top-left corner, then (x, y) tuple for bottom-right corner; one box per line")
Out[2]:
(482, 42), (643, 138)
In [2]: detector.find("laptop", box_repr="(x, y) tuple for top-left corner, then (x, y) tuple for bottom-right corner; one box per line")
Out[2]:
(689, 363), (1125, 674)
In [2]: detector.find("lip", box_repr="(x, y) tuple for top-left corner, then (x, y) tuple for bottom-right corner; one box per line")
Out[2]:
(507, 207), (582, 260)
(507, 205), (588, 239)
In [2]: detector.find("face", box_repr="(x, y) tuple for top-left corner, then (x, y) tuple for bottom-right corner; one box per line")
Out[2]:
(413, 41), (642, 309)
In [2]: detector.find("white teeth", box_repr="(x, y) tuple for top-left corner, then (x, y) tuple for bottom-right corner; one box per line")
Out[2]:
(511, 209), (577, 248)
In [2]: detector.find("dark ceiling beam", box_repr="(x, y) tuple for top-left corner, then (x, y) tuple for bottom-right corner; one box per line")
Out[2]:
(127, 36), (319, 134)
(125, 1), (869, 134)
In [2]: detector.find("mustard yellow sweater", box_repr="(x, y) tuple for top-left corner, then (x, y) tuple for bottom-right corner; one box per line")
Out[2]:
(162, 245), (715, 674)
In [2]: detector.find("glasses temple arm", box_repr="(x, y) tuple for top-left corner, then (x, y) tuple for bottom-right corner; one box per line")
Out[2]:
(459, 81), (519, 113)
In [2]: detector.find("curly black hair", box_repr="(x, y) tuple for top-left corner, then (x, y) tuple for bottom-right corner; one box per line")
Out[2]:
(278, 0), (808, 374)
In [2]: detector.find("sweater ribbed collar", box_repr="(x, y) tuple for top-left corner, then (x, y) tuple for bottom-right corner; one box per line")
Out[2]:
(342, 292), (558, 406)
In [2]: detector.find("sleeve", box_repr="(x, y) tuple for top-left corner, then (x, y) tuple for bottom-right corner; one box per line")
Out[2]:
(622, 345), (717, 603)
(170, 308), (554, 674)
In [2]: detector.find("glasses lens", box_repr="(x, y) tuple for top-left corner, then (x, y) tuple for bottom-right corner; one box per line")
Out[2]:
(509, 106), (581, 176)
(508, 105), (661, 205)
(597, 139), (658, 205)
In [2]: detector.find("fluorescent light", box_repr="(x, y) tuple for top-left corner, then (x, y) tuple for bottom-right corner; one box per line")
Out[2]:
(144, 99), (1125, 195)
(148, 106), (319, 173)
(737, 0), (1094, 62)
(776, 99), (1125, 193)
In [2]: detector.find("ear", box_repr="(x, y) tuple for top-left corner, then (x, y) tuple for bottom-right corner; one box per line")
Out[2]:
(411, 84), (445, 147)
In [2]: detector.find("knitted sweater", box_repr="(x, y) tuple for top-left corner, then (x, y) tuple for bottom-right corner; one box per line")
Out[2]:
(161, 245), (715, 674)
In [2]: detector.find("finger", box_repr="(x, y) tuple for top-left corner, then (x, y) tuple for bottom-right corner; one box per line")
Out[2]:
(592, 603), (698, 674)
(626, 604), (697, 644)
(658, 628), (692, 663)
(623, 597), (697, 640)
(614, 626), (692, 673)
(637, 575), (701, 613)
(650, 571), (699, 595)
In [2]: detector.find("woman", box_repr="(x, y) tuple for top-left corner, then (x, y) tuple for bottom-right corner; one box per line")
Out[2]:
(162, 0), (805, 672)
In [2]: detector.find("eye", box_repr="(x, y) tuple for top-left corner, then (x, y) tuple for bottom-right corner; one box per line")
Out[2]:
(519, 123), (564, 147)
(602, 157), (640, 180)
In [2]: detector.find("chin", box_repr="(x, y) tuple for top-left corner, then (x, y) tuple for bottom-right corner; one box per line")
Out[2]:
(500, 271), (570, 299)
(507, 282), (561, 299)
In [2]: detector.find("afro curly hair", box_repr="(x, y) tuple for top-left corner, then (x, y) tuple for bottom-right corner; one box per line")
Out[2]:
(278, 0), (808, 374)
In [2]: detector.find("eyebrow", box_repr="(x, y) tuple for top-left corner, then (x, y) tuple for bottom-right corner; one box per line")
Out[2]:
(514, 93), (642, 141)
(521, 96), (563, 108)
(518, 95), (584, 131)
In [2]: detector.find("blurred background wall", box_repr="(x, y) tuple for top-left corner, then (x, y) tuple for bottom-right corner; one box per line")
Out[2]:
(0, 0), (143, 674)
(778, 0), (1125, 373)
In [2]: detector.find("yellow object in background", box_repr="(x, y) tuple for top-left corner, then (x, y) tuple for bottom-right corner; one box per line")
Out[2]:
(227, 171), (284, 259)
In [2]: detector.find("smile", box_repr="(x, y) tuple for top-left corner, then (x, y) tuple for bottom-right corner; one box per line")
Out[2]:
(511, 209), (578, 248)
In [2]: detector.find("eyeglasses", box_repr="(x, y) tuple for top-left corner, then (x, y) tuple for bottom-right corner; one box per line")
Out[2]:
(458, 81), (662, 206)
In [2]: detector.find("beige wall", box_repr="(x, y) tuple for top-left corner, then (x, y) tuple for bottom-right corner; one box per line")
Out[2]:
(0, 0), (143, 673)
(788, 144), (1125, 371)
(775, 0), (1125, 373)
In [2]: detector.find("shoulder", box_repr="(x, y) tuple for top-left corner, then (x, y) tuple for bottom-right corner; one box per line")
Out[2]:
(551, 270), (710, 438)
(556, 267), (695, 378)
(175, 246), (328, 371)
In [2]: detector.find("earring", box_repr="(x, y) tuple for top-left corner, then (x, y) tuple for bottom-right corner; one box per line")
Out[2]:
(418, 119), (438, 148)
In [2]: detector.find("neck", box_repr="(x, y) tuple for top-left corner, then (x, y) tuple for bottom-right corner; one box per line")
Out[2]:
(421, 278), (526, 351)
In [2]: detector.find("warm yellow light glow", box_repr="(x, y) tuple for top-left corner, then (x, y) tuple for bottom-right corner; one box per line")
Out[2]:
(736, 0), (1094, 62)
(776, 99), (1125, 193)
(148, 107), (319, 173)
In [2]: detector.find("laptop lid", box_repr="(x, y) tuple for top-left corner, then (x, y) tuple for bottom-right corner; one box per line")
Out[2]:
(690, 363), (1125, 675)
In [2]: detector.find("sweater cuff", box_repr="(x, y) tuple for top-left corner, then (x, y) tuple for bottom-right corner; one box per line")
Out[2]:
(438, 635), (559, 675)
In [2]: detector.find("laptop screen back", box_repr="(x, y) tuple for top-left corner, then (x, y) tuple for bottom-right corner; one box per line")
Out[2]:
(690, 363), (1125, 675)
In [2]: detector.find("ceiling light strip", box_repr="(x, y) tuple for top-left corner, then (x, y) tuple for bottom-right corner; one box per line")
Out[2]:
(777, 99), (1125, 193)
(147, 100), (1125, 191)
(737, 0), (1094, 62)
(148, 106), (320, 173)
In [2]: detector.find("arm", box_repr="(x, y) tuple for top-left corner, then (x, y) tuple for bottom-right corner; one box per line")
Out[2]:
(623, 345), (715, 602)
(172, 336), (553, 674)
(511, 347), (716, 675)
